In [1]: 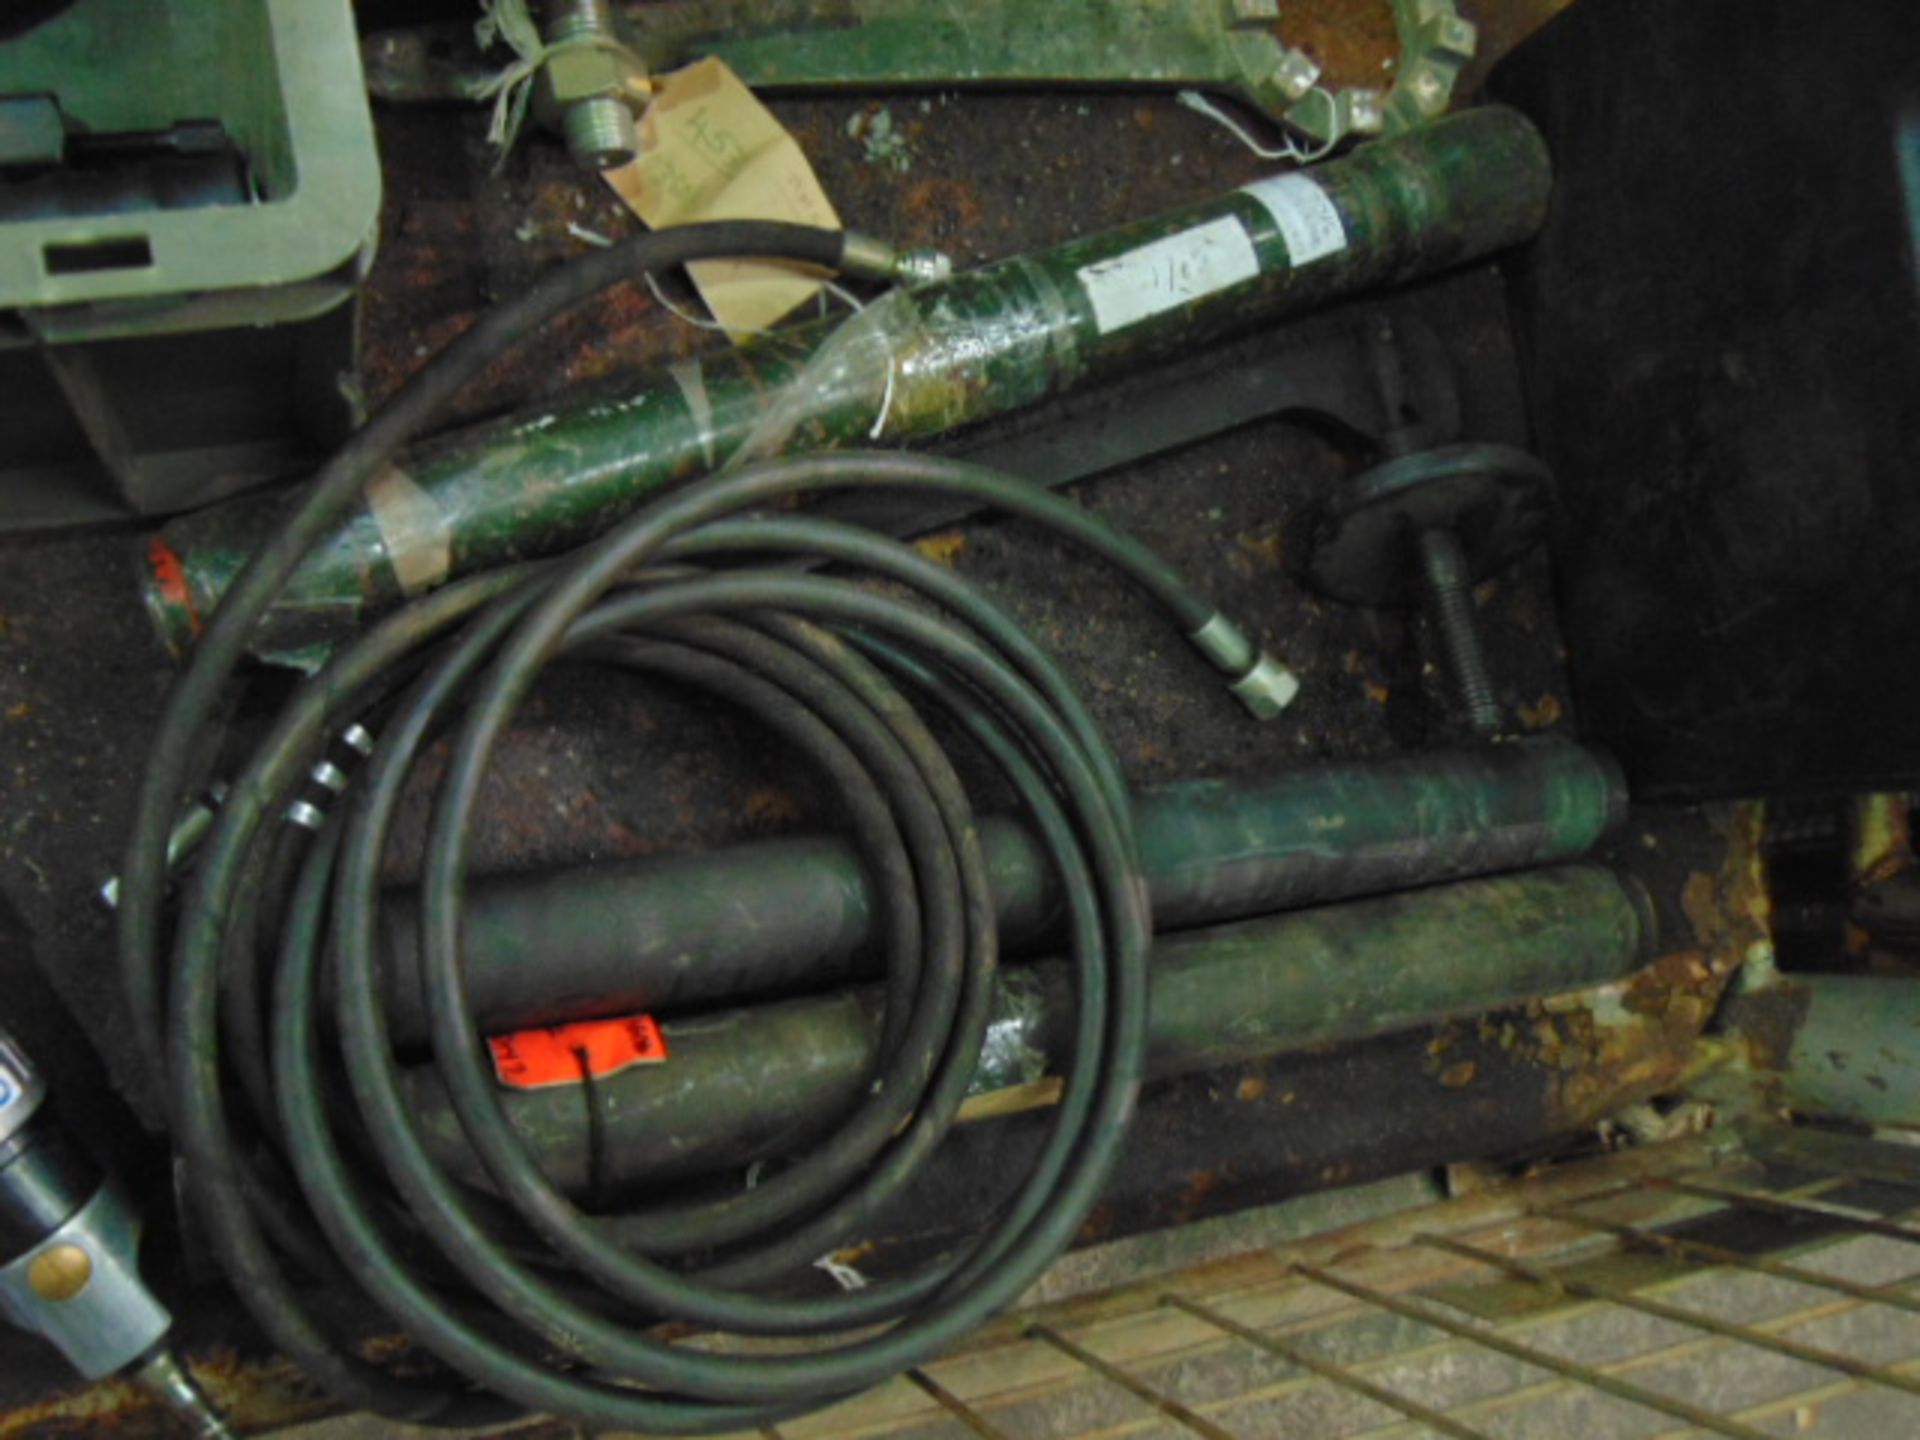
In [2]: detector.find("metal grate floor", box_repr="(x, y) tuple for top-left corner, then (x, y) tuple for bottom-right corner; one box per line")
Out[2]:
(669, 1128), (1920, 1440)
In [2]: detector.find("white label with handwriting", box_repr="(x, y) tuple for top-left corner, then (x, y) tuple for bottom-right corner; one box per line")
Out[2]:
(1076, 217), (1260, 334)
(1242, 173), (1347, 268)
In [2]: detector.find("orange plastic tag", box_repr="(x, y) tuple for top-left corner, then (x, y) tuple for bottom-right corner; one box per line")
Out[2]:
(487, 1014), (668, 1091)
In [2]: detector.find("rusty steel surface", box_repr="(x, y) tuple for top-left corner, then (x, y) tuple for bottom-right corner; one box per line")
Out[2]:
(0, 0), (1714, 1432)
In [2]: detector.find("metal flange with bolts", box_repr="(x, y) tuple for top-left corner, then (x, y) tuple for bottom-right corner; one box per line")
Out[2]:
(1306, 441), (1553, 738)
(371, 0), (1479, 155)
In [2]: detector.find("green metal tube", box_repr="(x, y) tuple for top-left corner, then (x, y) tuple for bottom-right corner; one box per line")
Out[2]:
(142, 106), (1551, 666)
(405, 864), (1652, 1197)
(367, 739), (1625, 1044)
(1723, 973), (1920, 1129)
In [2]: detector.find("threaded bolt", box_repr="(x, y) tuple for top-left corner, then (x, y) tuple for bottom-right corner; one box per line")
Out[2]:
(545, 0), (616, 48)
(1416, 527), (1501, 736)
(545, 0), (638, 170)
(562, 97), (637, 170)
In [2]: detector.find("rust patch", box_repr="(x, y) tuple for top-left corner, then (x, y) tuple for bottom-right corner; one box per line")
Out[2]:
(1852, 792), (1913, 890)
(1502, 806), (1767, 1131)
(914, 530), (969, 566)
(742, 785), (801, 829)
(1317, 1159), (1358, 1188)
(895, 176), (987, 247)
(1532, 996), (1713, 1130)
(1175, 1168), (1223, 1223)
(1717, 984), (1813, 1073)
(1517, 692), (1563, 730)
(1230, 529), (1287, 577)
(0, 1348), (330, 1440)
(1619, 948), (1718, 1019)
(1274, 0), (1400, 90)
(1076, 1200), (1119, 1245)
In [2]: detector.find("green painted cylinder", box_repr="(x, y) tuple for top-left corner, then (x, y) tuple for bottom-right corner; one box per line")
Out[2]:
(367, 739), (1625, 1044)
(142, 106), (1551, 665)
(405, 864), (1651, 1197)
(1726, 974), (1920, 1129)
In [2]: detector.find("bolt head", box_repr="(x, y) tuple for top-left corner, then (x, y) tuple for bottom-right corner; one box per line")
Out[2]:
(28, 1244), (92, 1302)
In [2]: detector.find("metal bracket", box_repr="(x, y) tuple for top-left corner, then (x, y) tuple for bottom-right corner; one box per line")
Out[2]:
(365, 0), (1478, 150)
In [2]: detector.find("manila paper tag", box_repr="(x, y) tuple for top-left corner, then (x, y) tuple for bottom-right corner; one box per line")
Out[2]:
(602, 57), (840, 334)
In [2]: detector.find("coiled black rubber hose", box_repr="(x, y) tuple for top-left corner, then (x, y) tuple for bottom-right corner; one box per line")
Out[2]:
(117, 223), (1268, 1430)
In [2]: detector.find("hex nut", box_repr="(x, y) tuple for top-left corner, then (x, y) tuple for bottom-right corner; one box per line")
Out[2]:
(1404, 61), (1449, 113)
(536, 45), (636, 110)
(1271, 47), (1324, 102)
(1429, 13), (1479, 60)
(1342, 87), (1388, 135)
(1229, 654), (1302, 721)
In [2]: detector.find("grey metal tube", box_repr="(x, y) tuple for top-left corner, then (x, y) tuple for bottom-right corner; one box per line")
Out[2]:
(369, 739), (1626, 1043)
(405, 864), (1652, 1198)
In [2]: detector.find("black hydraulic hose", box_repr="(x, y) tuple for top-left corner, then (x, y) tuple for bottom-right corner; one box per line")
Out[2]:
(118, 219), (851, 1096)
(122, 223), (1285, 1430)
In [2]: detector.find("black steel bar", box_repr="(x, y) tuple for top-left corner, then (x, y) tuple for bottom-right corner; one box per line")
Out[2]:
(1161, 1294), (1492, 1440)
(906, 1368), (1011, 1440)
(1650, 1177), (1920, 1248)
(1027, 1323), (1237, 1440)
(1534, 1203), (1920, 1318)
(1737, 1124), (1920, 1196)
(1294, 1262), (1776, 1440)
(1419, 1233), (1920, 1399)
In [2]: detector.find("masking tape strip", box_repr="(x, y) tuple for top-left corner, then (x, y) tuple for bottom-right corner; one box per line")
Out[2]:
(1241, 172), (1348, 268)
(366, 463), (453, 596)
(668, 359), (718, 470)
(1075, 216), (1259, 335)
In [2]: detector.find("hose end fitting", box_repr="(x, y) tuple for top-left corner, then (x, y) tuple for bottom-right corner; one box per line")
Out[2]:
(894, 246), (953, 286)
(1188, 613), (1299, 721)
(837, 232), (954, 287)
(1229, 653), (1302, 721)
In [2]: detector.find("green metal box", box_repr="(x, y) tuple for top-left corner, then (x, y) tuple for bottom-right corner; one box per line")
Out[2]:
(0, 0), (381, 527)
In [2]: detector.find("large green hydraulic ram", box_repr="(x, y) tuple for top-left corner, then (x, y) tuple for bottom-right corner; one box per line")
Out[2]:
(1720, 973), (1920, 1130)
(368, 739), (1625, 1044)
(406, 865), (1651, 1198)
(142, 106), (1550, 665)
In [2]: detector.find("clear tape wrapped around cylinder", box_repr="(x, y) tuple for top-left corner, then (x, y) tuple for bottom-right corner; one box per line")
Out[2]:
(142, 106), (1552, 666)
